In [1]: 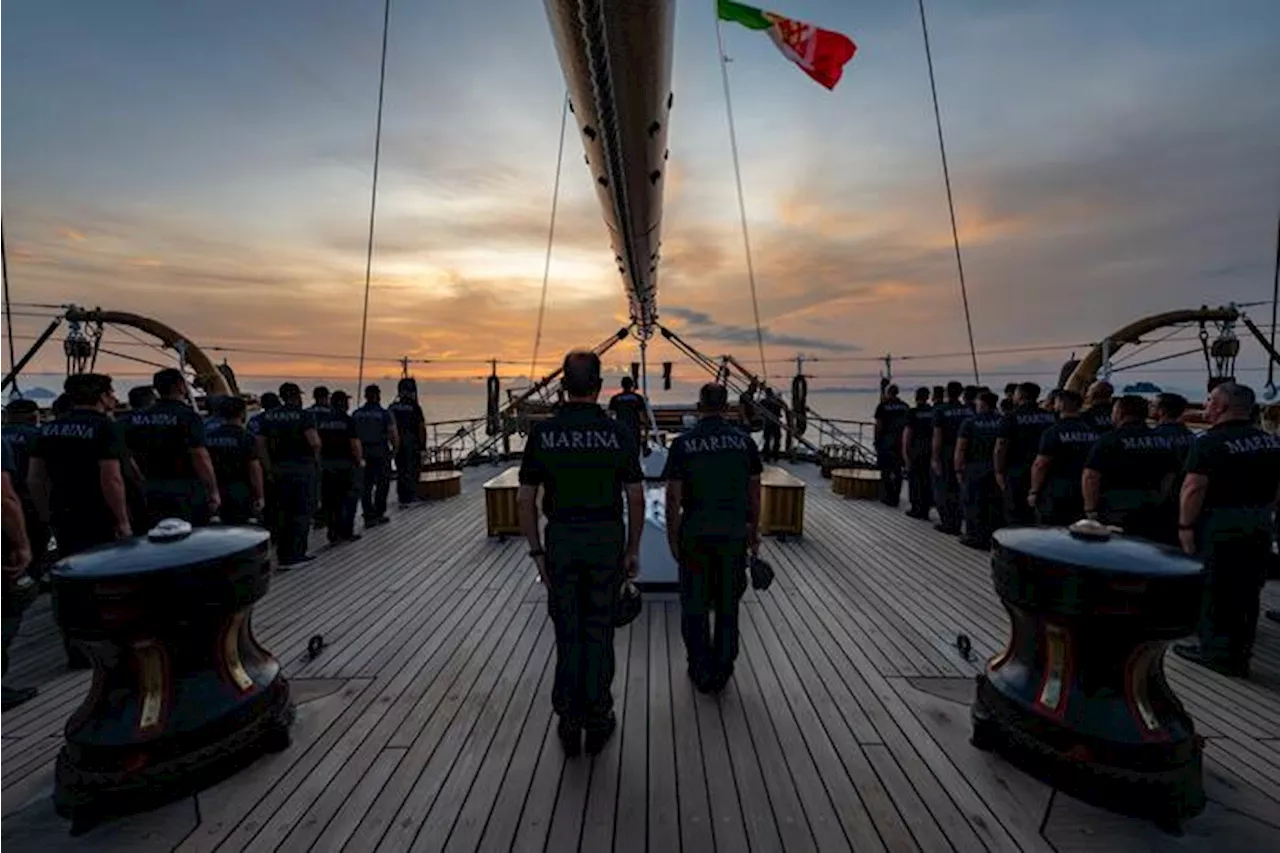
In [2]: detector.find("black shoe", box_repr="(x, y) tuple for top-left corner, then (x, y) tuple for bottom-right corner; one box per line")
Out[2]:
(557, 717), (581, 757)
(1, 686), (38, 711)
(934, 524), (960, 535)
(279, 555), (316, 570)
(689, 663), (714, 694)
(1171, 643), (1248, 678)
(583, 714), (617, 755)
(958, 537), (990, 551)
(1266, 610), (1280, 625)
(906, 510), (930, 520)
(342, 533), (363, 542)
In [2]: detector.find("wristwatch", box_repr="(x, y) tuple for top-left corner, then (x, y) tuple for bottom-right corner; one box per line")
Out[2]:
(529, 548), (545, 559)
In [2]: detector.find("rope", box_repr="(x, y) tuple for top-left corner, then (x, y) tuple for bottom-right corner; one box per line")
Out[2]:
(1, 223), (16, 392)
(714, 13), (768, 379)
(1269, 212), (1279, 392)
(916, 0), (979, 384)
(356, 0), (393, 393)
(530, 93), (569, 381)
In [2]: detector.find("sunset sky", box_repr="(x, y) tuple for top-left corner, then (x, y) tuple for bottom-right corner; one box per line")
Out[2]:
(3, 0), (1279, 405)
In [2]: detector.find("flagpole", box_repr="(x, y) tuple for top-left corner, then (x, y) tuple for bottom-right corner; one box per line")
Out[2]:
(916, 0), (979, 384)
(714, 9), (770, 381)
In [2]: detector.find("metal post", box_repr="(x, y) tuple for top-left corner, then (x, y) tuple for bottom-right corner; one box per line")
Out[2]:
(1101, 338), (1113, 381)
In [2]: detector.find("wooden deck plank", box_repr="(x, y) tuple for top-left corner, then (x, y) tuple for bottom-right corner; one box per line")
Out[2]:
(664, 603), (717, 853)
(612, 602), (650, 853)
(506, 715), (566, 853)
(646, 602), (681, 853)
(579, 621), (633, 852)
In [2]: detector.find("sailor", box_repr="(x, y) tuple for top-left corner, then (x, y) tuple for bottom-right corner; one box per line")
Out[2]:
(1028, 390), (1098, 525)
(517, 350), (643, 756)
(1082, 380), (1115, 432)
(1043, 388), (1061, 414)
(759, 388), (786, 461)
(247, 392), (281, 437)
(308, 387), (333, 527)
(930, 381), (968, 534)
(954, 390), (1003, 549)
(663, 383), (762, 693)
(902, 386), (935, 520)
(3, 438), (37, 709)
(608, 376), (648, 454)
(930, 385), (945, 407)
(205, 396), (264, 525)
(961, 385), (979, 415)
(255, 382), (321, 567)
(124, 368), (220, 526)
(1172, 382), (1280, 677)
(1002, 383), (1018, 411)
(2, 400), (48, 570)
(317, 390), (364, 543)
(353, 384), (397, 527)
(389, 379), (426, 508)
(1152, 393), (1195, 464)
(115, 386), (156, 537)
(873, 384), (911, 507)
(995, 382), (1056, 527)
(1081, 394), (1178, 540)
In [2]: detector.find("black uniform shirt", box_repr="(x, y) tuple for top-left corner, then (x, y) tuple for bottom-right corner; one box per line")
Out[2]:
(1152, 422), (1196, 467)
(1085, 423), (1178, 494)
(958, 411), (1003, 475)
(389, 399), (425, 446)
(662, 415), (764, 539)
(2, 438), (14, 476)
(29, 410), (126, 527)
(1082, 403), (1114, 433)
(931, 401), (970, 461)
(317, 411), (359, 466)
(2, 423), (40, 495)
(608, 391), (647, 443)
(257, 405), (317, 465)
(1185, 419), (1280, 510)
(518, 402), (642, 524)
(873, 398), (911, 447)
(352, 402), (394, 456)
(907, 404), (934, 456)
(1000, 404), (1057, 471)
(1037, 416), (1099, 494)
(206, 423), (257, 486)
(123, 398), (206, 480)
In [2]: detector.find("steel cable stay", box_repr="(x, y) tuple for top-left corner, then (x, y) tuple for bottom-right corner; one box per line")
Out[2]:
(529, 92), (570, 382)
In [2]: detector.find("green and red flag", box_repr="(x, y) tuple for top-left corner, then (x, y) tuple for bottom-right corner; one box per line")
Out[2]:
(717, 0), (857, 90)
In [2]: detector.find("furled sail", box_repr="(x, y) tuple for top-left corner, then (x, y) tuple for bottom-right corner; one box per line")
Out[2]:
(544, 0), (674, 336)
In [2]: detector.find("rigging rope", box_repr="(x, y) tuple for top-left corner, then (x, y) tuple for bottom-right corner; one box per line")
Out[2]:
(355, 0), (393, 393)
(1269, 212), (1279, 393)
(530, 93), (570, 381)
(1, 223), (16, 390)
(714, 13), (768, 380)
(915, 0), (979, 384)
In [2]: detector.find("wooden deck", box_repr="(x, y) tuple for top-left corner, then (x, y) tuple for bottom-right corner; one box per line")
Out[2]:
(3, 463), (1278, 852)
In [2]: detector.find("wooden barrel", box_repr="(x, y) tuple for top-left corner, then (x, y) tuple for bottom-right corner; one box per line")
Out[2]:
(831, 468), (879, 500)
(416, 470), (462, 501)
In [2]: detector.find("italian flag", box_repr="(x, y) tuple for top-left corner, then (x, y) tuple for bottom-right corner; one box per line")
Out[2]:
(718, 0), (857, 90)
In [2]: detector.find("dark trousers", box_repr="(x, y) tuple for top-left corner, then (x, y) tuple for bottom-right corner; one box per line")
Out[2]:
(273, 463), (317, 565)
(679, 535), (747, 681)
(906, 452), (933, 516)
(762, 427), (782, 461)
(395, 442), (421, 505)
(322, 465), (360, 540)
(217, 482), (255, 525)
(361, 454), (390, 520)
(961, 469), (1000, 545)
(49, 517), (114, 667)
(545, 521), (624, 730)
(932, 465), (962, 532)
(145, 479), (209, 528)
(1197, 518), (1269, 668)
(1036, 487), (1083, 527)
(1003, 467), (1034, 527)
(877, 444), (903, 507)
(1101, 489), (1166, 542)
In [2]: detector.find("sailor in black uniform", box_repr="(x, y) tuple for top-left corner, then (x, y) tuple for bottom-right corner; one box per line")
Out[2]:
(995, 382), (1056, 527)
(1002, 383), (1018, 412)
(255, 382), (320, 567)
(2, 400), (47, 570)
(517, 350), (643, 756)
(205, 396), (264, 525)
(1081, 395), (1178, 540)
(954, 390), (1003, 549)
(1152, 393), (1195, 464)
(1082, 380), (1115, 433)
(873, 384), (911, 507)
(930, 385), (944, 407)
(353, 384), (397, 527)
(902, 387), (934, 519)
(664, 383), (762, 693)
(3, 436), (38, 708)
(759, 388), (786, 461)
(1173, 382), (1280, 677)
(115, 386), (156, 538)
(961, 385), (979, 414)
(317, 390), (363, 543)
(930, 381), (968, 534)
(389, 379), (426, 508)
(308, 387), (332, 527)
(1028, 389), (1097, 525)
(608, 376), (648, 454)
(124, 368), (220, 526)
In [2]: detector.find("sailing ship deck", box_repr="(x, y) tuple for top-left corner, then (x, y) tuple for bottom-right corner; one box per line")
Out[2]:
(3, 463), (1279, 852)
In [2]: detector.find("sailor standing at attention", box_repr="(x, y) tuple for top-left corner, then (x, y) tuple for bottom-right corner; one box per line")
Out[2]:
(664, 383), (762, 693)
(1082, 380), (1115, 433)
(353, 384), (397, 527)
(995, 382), (1056, 527)
(1173, 382), (1280, 677)
(930, 381), (968, 535)
(255, 382), (321, 568)
(517, 350), (644, 756)
(205, 396), (265, 525)
(873, 384), (910, 507)
(389, 379), (426, 509)
(308, 386), (332, 528)
(902, 386), (935, 520)
(317, 390), (364, 544)
(953, 391), (1003, 549)
(1028, 389), (1098, 525)
(1081, 395), (1178, 541)
(608, 375), (648, 455)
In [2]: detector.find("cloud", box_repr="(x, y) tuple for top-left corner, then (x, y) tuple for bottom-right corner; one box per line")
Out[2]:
(661, 306), (861, 353)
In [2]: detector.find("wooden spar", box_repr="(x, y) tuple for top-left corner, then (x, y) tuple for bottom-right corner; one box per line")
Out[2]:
(1063, 306), (1240, 394)
(65, 307), (233, 396)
